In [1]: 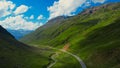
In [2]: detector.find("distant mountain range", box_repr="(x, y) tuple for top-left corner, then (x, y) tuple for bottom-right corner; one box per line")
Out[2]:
(7, 29), (33, 39)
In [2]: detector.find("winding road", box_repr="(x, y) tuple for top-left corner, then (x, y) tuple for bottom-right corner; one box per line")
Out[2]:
(47, 47), (87, 68)
(60, 49), (87, 68)
(47, 54), (57, 68)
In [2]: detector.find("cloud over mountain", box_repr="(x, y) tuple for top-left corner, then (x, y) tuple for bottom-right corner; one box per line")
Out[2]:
(48, 0), (107, 19)
(0, 15), (42, 30)
(0, 0), (43, 30)
(0, 0), (107, 30)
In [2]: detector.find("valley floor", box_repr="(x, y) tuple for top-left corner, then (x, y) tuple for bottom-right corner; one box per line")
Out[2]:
(33, 45), (86, 68)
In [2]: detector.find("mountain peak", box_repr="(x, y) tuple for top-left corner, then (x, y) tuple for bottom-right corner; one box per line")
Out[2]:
(0, 25), (15, 39)
(47, 16), (66, 24)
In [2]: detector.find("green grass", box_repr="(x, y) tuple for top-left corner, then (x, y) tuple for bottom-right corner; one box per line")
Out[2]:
(53, 52), (81, 68)
(0, 26), (55, 68)
(20, 3), (120, 68)
(0, 39), (54, 68)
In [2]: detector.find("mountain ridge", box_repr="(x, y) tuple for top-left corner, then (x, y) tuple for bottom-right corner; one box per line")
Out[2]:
(0, 25), (52, 68)
(20, 2), (120, 45)
(0, 25), (15, 39)
(20, 2), (120, 68)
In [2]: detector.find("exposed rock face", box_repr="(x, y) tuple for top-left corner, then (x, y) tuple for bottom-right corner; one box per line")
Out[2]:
(80, 3), (120, 15)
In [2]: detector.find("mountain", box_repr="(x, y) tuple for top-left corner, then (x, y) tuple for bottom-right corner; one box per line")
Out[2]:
(20, 3), (120, 68)
(0, 25), (52, 68)
(20, 16), (67, 44)
(0, 26), (15, 39)
(7, 29), (32, 39)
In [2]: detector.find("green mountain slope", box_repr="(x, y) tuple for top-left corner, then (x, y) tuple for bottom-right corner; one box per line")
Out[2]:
(0, 25), (53, 68)
(20, 3), (120, 68)
(20, 16), (67, 45)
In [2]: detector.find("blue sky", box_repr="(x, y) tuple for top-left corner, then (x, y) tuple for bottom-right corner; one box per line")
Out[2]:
(10, 0), (58, 23)
(0, 0), (120, 30)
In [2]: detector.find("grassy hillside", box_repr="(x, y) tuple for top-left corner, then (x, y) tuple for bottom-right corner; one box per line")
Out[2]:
(0, 25), (54, 68)
(20, 3), (120, 68)
(20, 3), (120, 46)
(20, 16), (67, 45)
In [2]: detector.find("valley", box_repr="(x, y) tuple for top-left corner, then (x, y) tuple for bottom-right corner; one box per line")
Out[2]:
(20, 2), (120, 68)
(0, 2), (120, 68)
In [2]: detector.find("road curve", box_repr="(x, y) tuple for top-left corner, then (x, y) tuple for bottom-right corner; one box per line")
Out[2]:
(47, 54), (57, 68)
(31, 45), (86, 68)
(60, 49), (87, 68)
(47, 46), (87, 68)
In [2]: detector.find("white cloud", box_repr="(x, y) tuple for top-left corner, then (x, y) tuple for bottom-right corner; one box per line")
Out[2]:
(92, 0), (106, 3)
(30, 15), (34, 19)
(14, 5), (29, 15)
(0, 15), (43, 30)
(0, 1), (15, 17)
(0, 1), (43, 30)
(47, 0), (86, 19)
(85, 2), (91, 6)
(24, 16), (29, 19)
(48, 0), (107, 19)
(37, 15), (44, 20)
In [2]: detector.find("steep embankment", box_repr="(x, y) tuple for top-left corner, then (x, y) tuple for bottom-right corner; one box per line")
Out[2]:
(0, 25), (53, 68)
(20, 3), (120, 68)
